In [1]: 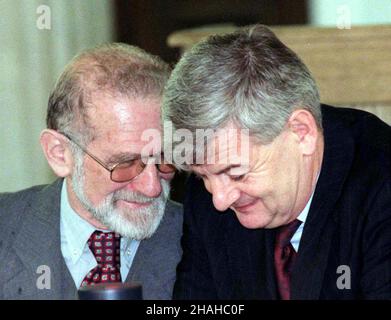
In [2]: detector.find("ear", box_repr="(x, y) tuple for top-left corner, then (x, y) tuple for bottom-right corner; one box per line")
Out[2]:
(287, 109), (320, 155)
(40, 129), (74, 177)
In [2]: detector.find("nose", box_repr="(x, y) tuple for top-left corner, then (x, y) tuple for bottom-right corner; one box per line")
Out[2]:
(128, 164), (162, 198)
(207, 178), (240, 212)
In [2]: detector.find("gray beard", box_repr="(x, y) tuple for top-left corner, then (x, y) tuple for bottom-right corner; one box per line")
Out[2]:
(70, 151), (170, 240)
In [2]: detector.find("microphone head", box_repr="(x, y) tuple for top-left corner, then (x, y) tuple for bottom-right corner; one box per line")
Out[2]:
(78, 282), (143, 300)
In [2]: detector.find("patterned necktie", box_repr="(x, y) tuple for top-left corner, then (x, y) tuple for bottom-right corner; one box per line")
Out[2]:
(274, 219), (302, 300)
(80, 231), (122, 288)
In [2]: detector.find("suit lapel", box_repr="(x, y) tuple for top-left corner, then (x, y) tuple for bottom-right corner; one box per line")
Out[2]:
(291, 106), (355, 299)
(125, 207), (168, 284)
(263, 228), (279, 299)
(125, 201), (182, 299)
(125, 238), (153, 283)
(125, 200), (175, 283)
(224, 213), (275, 299)
(5, 180), (76, 299)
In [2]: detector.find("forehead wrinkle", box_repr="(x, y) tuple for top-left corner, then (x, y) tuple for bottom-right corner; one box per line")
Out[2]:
(192, 163), (240, 176)
(87, 93), (161, 131)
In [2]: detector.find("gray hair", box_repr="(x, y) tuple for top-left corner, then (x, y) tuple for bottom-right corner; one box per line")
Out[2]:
(47, 43), (171, 144)
(163, 24), (321, 150)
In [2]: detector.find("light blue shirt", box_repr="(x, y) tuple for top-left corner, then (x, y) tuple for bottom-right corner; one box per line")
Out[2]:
(291, 190), (315, 252)
(60, 180), (140, 288)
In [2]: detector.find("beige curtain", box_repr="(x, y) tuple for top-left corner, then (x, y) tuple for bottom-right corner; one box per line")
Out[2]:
(0, 0), (114, 192)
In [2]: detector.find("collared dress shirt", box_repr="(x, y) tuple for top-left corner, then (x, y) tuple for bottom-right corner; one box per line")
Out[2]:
(291, 190), (315, 252)
(60, 180), (140, 288)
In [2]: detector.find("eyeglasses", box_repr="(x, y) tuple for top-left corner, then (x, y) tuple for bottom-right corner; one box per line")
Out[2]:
(61, 133), (176, 183)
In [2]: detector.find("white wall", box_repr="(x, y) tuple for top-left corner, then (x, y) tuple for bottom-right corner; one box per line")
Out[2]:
(308, 0), (391, 26)
(0, 0), (114, 192)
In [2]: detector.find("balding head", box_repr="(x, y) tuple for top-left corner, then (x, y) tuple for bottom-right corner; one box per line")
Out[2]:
(47, 43), (170, 144)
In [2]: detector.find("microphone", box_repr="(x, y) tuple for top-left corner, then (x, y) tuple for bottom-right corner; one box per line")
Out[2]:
(78, 282), (143, 300)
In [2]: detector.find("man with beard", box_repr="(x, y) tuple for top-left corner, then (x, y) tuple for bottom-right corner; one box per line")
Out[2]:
(0, 43), (182, 299)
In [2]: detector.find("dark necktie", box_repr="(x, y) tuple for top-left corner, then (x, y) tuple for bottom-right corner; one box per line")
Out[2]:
(274, 219), (302, 300)
(80, 231), (122, 287)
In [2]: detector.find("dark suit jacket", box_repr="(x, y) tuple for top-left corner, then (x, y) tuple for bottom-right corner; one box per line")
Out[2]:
(174, 105), (391, 300)
(0, 179), (183, 299)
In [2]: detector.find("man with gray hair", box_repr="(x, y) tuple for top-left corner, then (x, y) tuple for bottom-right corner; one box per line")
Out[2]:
(0, 43), (182, 299)
(163, 25), (390, 299)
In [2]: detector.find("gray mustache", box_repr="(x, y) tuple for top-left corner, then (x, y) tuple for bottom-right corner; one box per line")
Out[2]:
(112, 190), (159, 203)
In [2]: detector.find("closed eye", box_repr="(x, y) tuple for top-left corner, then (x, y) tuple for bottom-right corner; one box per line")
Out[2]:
(229, 174), (246, 181)
(194, 173), (203, 180)
(194, 173), (208, 181)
